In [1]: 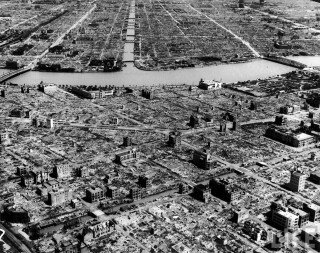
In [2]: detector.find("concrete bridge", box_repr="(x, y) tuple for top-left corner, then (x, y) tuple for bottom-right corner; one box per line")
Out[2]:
(0, 66), (32, 84)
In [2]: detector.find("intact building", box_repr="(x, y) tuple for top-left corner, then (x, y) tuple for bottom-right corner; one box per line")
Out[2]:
(48, 188), (73, 206)
(86, 187), (105, 203)
(288, 172), (306, 192)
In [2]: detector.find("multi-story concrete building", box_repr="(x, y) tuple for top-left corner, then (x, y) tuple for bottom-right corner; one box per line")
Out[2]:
(130, 187), (146, 200)
(210, 178), (241, 203)
(310, 172), (320, 184)
(106, 186), (120, 199)
(48, 188), (73, 206)
(83, 220), (115, 242)
(31, 169), (49, 184)
(53, 164), (71, 179)
(288, 172), (306, 192)
(303, 203), (320, 222)
(193, 184), (210, 203)
(138, 175), (151, 188)
(288, 207), (309, 227)
(86, 187), (105, 203)
(270, 202), (299, 230)
(21, 173), (34, 187)
(115, 148), (138, 163)
(193, 148), (214, 170)
(38, 180), (60, 196)
(271, 209), (299, 230)
(17, 166), (27, 176)
(77, 167), (89, 178)
(265, 126), (315, 147)
(0, 131), (9, 144)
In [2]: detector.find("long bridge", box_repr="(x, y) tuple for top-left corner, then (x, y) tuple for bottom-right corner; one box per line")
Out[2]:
(0, 66), (32, 84)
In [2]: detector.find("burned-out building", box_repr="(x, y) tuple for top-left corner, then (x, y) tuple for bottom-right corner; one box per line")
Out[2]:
(106, 186), (120, 199)
(115, 148), (138, 163)
(48, 188), (73, 206)
(138, 175), (151, 188)
(265, 126), (315, 147)
(86, 187), (105, 203)
(280, 104), (300, 114)
(130, 187), (146, 200)
(21, 172), (34, 187)
(189, 114), (200, 128)
(31, 169), (50, 184)
(123, 136), (132, 147)
(53, 164), (72, 179)
(193, 148), (214, 170)
(141, 89), (154, 99)
(168, 131), (182, 148)
(193, 184), (210, 203)
(210, 178), (241, 203)
(2, 205), (30, 223)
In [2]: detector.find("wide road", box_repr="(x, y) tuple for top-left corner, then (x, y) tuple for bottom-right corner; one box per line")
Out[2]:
(188, 4), (261, 57)
(0, 223), (33, 253)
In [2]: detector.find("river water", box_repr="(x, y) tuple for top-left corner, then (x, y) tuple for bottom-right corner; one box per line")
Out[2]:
(7, 60), (296, 86)
(287, 56), (320, 67)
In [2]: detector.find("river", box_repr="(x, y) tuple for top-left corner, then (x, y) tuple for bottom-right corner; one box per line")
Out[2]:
(287, 56), (320, 67)
(7, 60), (296, 86)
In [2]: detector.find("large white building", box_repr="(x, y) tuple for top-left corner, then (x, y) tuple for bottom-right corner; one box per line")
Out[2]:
(271, 209), (299, 230)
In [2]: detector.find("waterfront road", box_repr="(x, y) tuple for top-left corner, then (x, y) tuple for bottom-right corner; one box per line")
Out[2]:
(0, 223), (33, 253)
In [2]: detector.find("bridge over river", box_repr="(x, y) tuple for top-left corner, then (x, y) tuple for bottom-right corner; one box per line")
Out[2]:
(0, 67), (32, 84)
